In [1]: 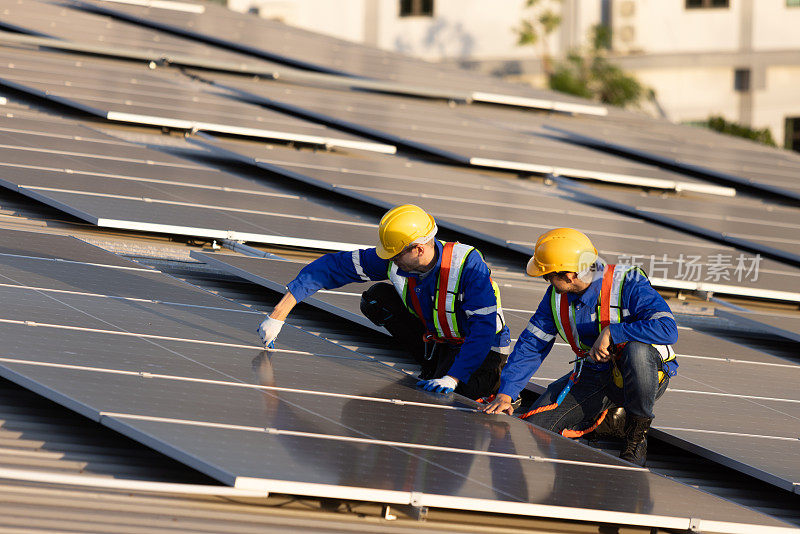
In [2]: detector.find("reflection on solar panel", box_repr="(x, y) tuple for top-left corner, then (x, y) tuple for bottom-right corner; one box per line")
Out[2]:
(543, 118), (800, 203)
(189, 136), (800, 303)
(0, 227), (792, 532)
(71, 0), (607, 114)
(0, 47), (394, 153)
(0, 114), (376, 249)
(190, 250), (800, 493)
(716, 309), (800, 345)
(185, 72), (734, 195)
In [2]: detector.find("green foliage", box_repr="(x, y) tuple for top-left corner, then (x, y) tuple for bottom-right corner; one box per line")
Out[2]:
(702, 115), (777, 146)
(545, 24), (647, 108)
(515, 0), (562, 72)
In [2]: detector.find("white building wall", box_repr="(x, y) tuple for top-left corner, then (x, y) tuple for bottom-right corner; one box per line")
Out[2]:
(635, 67), (739, 123)
(227, 0), (368, 43)
(757, 66), (800, 144)
(374, 0), (541, 61)
(612, 0), (740, 54)
(752, 1), (800, 50)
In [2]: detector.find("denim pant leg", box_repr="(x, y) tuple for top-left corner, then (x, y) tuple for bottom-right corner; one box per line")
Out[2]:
(525, 369), (612, 434)
(616, 341), (664, 419)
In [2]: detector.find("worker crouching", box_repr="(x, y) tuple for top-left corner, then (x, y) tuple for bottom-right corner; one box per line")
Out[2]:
(258, 204), (511, 400)
(483, 228), (678, 466)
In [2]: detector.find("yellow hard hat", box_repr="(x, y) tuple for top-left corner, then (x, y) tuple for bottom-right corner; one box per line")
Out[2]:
(526, 228), (598, 277)
(376, 204), (437, 259)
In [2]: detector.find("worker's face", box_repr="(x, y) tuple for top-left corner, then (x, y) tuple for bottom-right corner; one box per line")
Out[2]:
(392, 244), (425, 272)
(543, 271), (583, 294)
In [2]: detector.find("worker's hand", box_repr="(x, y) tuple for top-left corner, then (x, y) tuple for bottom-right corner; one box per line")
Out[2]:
(417, 375), (458, 394)
(482, 393), (514, 415)
(589, 326), (613, 363)
(257, 317), (284, 348)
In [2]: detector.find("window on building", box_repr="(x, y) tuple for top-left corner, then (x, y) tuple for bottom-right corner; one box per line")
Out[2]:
(686, 0), (729, 8)
(785, 118), (800, 152)
(787, 0), (800, 7)
(399, 0), (434, 17)
(734, 68), (751, 92)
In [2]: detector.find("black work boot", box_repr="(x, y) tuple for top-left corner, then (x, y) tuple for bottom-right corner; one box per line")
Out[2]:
(620, 415), (652, 467)
(587, 406), (626, 440)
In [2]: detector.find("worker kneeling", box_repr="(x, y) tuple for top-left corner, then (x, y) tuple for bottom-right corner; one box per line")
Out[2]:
(483, 228), (678, 466)
(258, 204), (511, 399)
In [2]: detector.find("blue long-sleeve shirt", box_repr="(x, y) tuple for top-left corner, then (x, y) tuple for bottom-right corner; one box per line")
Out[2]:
(498, 266), (678, 399)
(287, 240), (511, 383)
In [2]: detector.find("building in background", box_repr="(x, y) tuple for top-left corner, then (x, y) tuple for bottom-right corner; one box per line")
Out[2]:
(227, 0), (800, 151)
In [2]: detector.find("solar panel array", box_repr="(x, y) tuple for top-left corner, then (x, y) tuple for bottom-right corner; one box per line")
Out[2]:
(2, 228), (791, 532)
(190, 251), (800, 493)
(0, 113), (377, 248)
(543, 115), (800, 203)
(190, 136), (800, 303)
(0, 47), (393, 153)
(185, 70), (737, 195)
(0, 0), (798, 528)
(70, 0), (607, 114)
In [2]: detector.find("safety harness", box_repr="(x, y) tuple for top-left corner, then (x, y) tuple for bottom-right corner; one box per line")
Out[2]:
(518, 264), (676, 437)
(388, 241), (505, 344)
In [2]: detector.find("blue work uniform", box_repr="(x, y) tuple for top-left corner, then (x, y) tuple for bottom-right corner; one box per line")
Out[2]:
(287, 240), (511, 383)
(499, 265), (678, 401)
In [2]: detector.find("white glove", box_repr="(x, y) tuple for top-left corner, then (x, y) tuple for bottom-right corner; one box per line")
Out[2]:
(257, 317), (284, 348)
(417, 375), (458, 394)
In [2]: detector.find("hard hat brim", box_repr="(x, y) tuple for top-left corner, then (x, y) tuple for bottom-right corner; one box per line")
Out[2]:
(375, 241), (394, 260)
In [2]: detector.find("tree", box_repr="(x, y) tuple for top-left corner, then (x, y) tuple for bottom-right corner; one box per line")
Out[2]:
(515, 0), (562, 76)
(548, 25), (647, 108)
(516, 13), (650, 109)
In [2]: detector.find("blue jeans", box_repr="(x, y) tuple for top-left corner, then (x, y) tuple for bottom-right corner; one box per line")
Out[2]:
(525, 341), (668, 435)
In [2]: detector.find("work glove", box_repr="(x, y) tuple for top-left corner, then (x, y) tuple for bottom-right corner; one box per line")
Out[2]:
(257, 317), (284, 349)
(417, 375), (458, 394)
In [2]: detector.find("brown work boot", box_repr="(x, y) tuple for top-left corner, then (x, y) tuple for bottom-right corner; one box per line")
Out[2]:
(620, 415), (652, 467)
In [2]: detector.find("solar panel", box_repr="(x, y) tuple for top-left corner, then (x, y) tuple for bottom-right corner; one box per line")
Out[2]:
(0, 0), (285, 71)
(716, 308), (800, 345)
(70, 0), (608, 115)
(0, 47), (394, 153)
(190, 250), (800, 493)
(190, 137), (800, 303)
(0, 115), (376, 250)
(183, 72), (735, 195)
(543, 116), (800, 203)
(554, 180), (800, 266)
(0, 227), (791, 532)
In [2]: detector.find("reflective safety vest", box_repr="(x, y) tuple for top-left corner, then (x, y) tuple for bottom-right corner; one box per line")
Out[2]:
(387, 241), (505, 343)
(551, 263), (676, 388)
